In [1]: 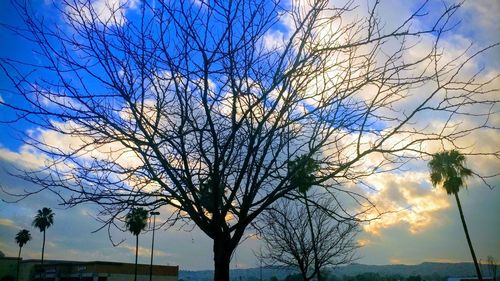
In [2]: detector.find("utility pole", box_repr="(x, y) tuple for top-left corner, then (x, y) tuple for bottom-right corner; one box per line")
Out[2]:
(149, 211), (160, 281)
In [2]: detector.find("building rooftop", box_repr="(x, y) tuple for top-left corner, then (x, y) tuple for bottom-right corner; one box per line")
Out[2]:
(1, 257), (179, 280)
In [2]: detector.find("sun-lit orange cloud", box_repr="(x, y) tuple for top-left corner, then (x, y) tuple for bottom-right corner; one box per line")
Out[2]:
(361, 171), (451, 235)
(121, 244), (171, 258)
(357, 239), (371, 247)
(389, 258), (402, 264)
(201, 210), (236, 223)
(0, 218), (17, 228)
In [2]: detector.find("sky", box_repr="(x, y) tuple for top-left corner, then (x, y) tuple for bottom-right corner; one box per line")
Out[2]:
(0, 0), (499, 271)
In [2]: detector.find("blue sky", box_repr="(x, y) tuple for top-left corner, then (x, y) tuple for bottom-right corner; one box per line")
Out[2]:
(0, 0), (499, 270)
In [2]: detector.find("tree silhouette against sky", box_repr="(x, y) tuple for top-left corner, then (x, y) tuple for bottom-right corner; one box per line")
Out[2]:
(15, 229), (31, 281)
(429, 150), (482, 281)
(125, 207), (148, 281)
(32, 207), (54, 266)
(1, 1), (498, 279)
(259, 197), (358, 281)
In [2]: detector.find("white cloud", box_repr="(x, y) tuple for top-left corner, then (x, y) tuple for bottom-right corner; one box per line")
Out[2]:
(461, 0), (500, 36)
(0, 145), (49, 170)
(66, 0), (139, 26)
(262, 29), (286, 51)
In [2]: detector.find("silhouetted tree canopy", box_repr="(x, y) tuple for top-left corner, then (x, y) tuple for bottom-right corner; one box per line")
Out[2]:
(259, 198), (358, 281)
(1, 0), (498, 280)
(429, 150), (482, 280)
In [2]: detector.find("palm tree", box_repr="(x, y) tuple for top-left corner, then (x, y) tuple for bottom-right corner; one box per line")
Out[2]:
(32, 207), (54, 266)
(15, 229), (32, 281)
(125, 207), (148, 281)
(428, 150), (482, 281)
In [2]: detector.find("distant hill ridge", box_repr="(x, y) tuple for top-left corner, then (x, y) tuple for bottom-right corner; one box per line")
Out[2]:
(334, 262), (487, 277)
(179, 262), (493, 281)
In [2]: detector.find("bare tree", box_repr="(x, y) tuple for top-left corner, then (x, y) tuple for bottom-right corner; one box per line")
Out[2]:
(258, 197), (359, 281)
(487, 256), (497, 281)
(0, 0), (498, 280)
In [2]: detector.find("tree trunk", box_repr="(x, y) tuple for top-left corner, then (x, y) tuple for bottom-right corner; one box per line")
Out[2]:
(455, 193), (483, 281)
(301, 271), (309, 281)
(135, 234), (139, 281)
(304, 193), (321, 281)
(41, 230), (46, 265)
(298, 264), (310, 281)
(17, 246), (22, 281)
(41, 230), (46, 281)
(213, 233), (233, 281)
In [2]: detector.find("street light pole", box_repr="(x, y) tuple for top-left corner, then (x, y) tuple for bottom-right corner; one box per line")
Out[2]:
(149, 211), (160, 281)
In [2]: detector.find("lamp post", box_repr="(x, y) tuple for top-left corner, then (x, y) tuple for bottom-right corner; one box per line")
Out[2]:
(149, 211), (160, 281)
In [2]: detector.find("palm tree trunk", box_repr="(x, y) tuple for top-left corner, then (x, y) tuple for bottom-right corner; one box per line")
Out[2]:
(135, 234), (139, 281)
(41, 230), (46, 265)
(17, 246), (22, 281)
(41, 230), (46, 281)
(455, 193), (483, 281)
